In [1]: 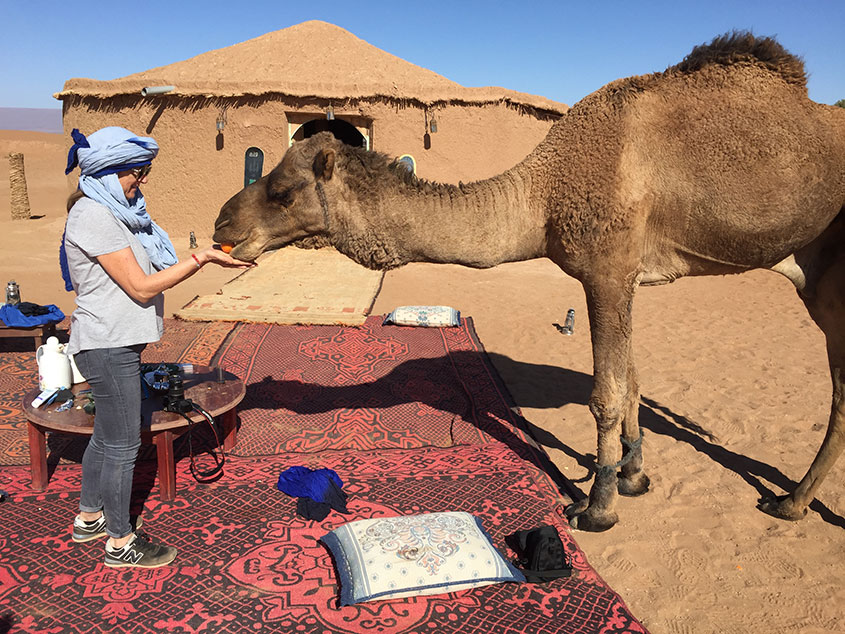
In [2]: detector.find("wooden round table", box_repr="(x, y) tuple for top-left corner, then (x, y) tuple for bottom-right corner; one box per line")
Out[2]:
(23, 365), (245, 501)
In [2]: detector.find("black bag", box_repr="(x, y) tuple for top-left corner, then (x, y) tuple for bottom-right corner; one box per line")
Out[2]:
(506, 524), (573, 582)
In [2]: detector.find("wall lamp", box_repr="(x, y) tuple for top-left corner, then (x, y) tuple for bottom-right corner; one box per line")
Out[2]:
(425, 108), (438, 134)
(141, 85), (175, 96)
(326, 104), (335, 121)
(216, 108), (227, 133)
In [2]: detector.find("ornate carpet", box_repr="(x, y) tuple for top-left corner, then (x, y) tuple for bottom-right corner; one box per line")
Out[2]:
(0, 446), (645, 633)
(0, 317), (647, 633)
(217, 318), (560, 471)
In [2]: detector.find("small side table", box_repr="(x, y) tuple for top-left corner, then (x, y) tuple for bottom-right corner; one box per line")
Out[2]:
(0, 321), (60, 349)
(23, 366), (246, 501)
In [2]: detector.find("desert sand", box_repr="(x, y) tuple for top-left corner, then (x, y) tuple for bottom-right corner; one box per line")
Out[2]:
(1, 130), (843, 634)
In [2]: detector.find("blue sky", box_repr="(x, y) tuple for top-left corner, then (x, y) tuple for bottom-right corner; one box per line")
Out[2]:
(1, 0), (842, 109)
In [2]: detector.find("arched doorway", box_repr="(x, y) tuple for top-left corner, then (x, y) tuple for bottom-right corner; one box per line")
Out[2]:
(291, 118), (366, 147)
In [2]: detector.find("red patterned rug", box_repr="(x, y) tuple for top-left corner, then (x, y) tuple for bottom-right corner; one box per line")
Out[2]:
(143, 319), (237, 366)
(0, 316), (648, 633)
(217, 318), (560, 473)
(0, 443), (646, 633)
(0, 319), (236, 466)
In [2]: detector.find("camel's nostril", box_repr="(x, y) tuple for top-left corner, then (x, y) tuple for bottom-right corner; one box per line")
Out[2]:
(214, 217), (231, 230)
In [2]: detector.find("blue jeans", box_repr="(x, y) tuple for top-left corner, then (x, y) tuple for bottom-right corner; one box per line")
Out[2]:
(73, 345), (145, 539)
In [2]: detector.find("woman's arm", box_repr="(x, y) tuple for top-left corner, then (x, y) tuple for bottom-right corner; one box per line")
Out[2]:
(97, 246), (253, 303)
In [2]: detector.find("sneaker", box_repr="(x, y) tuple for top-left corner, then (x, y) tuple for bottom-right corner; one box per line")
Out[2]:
(104, 532), (177, 568)
(72, 514), (143, 543)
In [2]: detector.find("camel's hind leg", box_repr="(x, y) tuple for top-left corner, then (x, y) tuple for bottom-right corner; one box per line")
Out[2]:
(617, 357), (651, 496)
(566, 274), (645, 531)
(760, 244), (845, 520)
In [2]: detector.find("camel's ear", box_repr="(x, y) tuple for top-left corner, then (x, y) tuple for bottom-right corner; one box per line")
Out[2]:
(313, 149), (335, 181)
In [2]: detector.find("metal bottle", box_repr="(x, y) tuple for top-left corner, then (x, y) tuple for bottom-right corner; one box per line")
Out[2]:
(5, 280), (20, 306)
(561, 308), (575, 335)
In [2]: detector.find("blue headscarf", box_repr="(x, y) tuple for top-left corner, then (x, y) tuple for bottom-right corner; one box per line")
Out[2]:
(60, 127), (178, 291)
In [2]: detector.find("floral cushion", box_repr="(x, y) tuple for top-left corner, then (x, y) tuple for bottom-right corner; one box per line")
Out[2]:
(382, 306), (461, 328)
(320, 511), (525, 605)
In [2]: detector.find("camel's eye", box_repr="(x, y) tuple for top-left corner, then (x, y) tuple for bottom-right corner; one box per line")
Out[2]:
(269, 187), (295, 208)
(269, 181), (305, 208)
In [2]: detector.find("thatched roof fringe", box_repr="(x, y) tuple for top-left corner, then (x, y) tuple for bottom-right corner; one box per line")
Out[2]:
(60, 92), (566, 122)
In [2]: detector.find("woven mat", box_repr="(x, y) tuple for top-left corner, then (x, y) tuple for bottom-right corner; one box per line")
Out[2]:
(176, 247), (384, 326)
(217, 317), (563, 484)
(0, 445), (647, 634)
(0, 317), (648, 632)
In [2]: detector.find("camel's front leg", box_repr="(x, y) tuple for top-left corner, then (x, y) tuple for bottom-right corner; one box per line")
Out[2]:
(567, 277), (643, 531)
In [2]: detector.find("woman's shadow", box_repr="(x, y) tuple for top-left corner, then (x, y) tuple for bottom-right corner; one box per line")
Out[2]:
(43, 405), (225, 513)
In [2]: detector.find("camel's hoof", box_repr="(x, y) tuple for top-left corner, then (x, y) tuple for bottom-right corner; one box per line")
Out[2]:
(618, 472), (650, 497)
(565, 501), (618, 532)
(758, 495), (808, 521)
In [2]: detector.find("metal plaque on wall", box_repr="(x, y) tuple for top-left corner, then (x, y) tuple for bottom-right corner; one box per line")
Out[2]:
(244, 147), (264, 187)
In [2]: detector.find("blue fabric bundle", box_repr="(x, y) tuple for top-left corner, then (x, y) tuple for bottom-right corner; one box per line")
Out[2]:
(277, 466), (349, 521)
(0, 304), (64, 327)
(60, 127), (178, 291)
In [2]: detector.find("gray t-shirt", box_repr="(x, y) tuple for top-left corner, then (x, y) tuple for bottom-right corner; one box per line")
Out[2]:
(64, 197), (164, 354)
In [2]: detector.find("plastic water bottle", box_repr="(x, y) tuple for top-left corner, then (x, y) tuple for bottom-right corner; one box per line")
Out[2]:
(561, 309), (575, 335)
(5, 280), (20, 306)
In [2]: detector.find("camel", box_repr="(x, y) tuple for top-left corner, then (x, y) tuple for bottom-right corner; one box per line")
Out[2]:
(213, 32), (845, 531)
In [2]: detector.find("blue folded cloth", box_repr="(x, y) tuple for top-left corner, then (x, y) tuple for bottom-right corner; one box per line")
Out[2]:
(277, 466), (349, 520)
(0, 303), (64, 328)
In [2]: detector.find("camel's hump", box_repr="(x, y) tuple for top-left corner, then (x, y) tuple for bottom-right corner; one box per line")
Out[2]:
(671, 31), (807, 88)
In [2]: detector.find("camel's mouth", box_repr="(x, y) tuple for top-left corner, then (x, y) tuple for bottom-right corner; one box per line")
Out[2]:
(214, 225), (266, 262)
(227, 235), (292, 262)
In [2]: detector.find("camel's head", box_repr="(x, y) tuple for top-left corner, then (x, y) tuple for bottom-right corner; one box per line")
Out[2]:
(213, 132), (342, 262)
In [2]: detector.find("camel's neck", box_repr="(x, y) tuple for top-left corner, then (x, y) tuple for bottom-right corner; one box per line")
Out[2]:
(330, 163), (549, 270)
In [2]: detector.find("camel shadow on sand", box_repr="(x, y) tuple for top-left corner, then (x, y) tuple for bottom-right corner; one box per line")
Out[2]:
(492, 353), (845, 529)
(239, 350), (843, 529)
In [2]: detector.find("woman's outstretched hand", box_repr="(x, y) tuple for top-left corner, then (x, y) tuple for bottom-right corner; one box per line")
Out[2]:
(196, 246), (256, 269)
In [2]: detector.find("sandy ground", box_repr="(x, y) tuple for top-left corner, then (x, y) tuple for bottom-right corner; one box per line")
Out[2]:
(2, 131), (843, 634)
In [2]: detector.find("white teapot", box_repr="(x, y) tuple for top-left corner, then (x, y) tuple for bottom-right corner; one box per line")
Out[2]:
(36, 336), (72, 391)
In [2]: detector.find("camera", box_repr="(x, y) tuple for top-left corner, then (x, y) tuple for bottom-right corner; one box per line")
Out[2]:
(162, 369), (193, 414)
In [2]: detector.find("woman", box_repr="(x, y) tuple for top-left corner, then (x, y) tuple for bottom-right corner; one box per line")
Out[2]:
(61, 126), (252, 568)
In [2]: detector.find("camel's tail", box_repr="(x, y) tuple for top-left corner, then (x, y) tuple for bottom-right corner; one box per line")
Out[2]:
(670, 31), (807, 89)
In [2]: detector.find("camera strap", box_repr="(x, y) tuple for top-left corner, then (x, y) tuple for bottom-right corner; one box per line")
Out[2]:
(183, 404), (226, 482)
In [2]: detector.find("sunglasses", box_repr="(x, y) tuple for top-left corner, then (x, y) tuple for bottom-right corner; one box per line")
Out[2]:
(130, 164), (152, 179)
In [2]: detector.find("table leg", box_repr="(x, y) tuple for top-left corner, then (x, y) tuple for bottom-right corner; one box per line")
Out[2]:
(153, 430), (176, 502)
(222, 408), (238, 452)
(27, 422), (48, 491)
